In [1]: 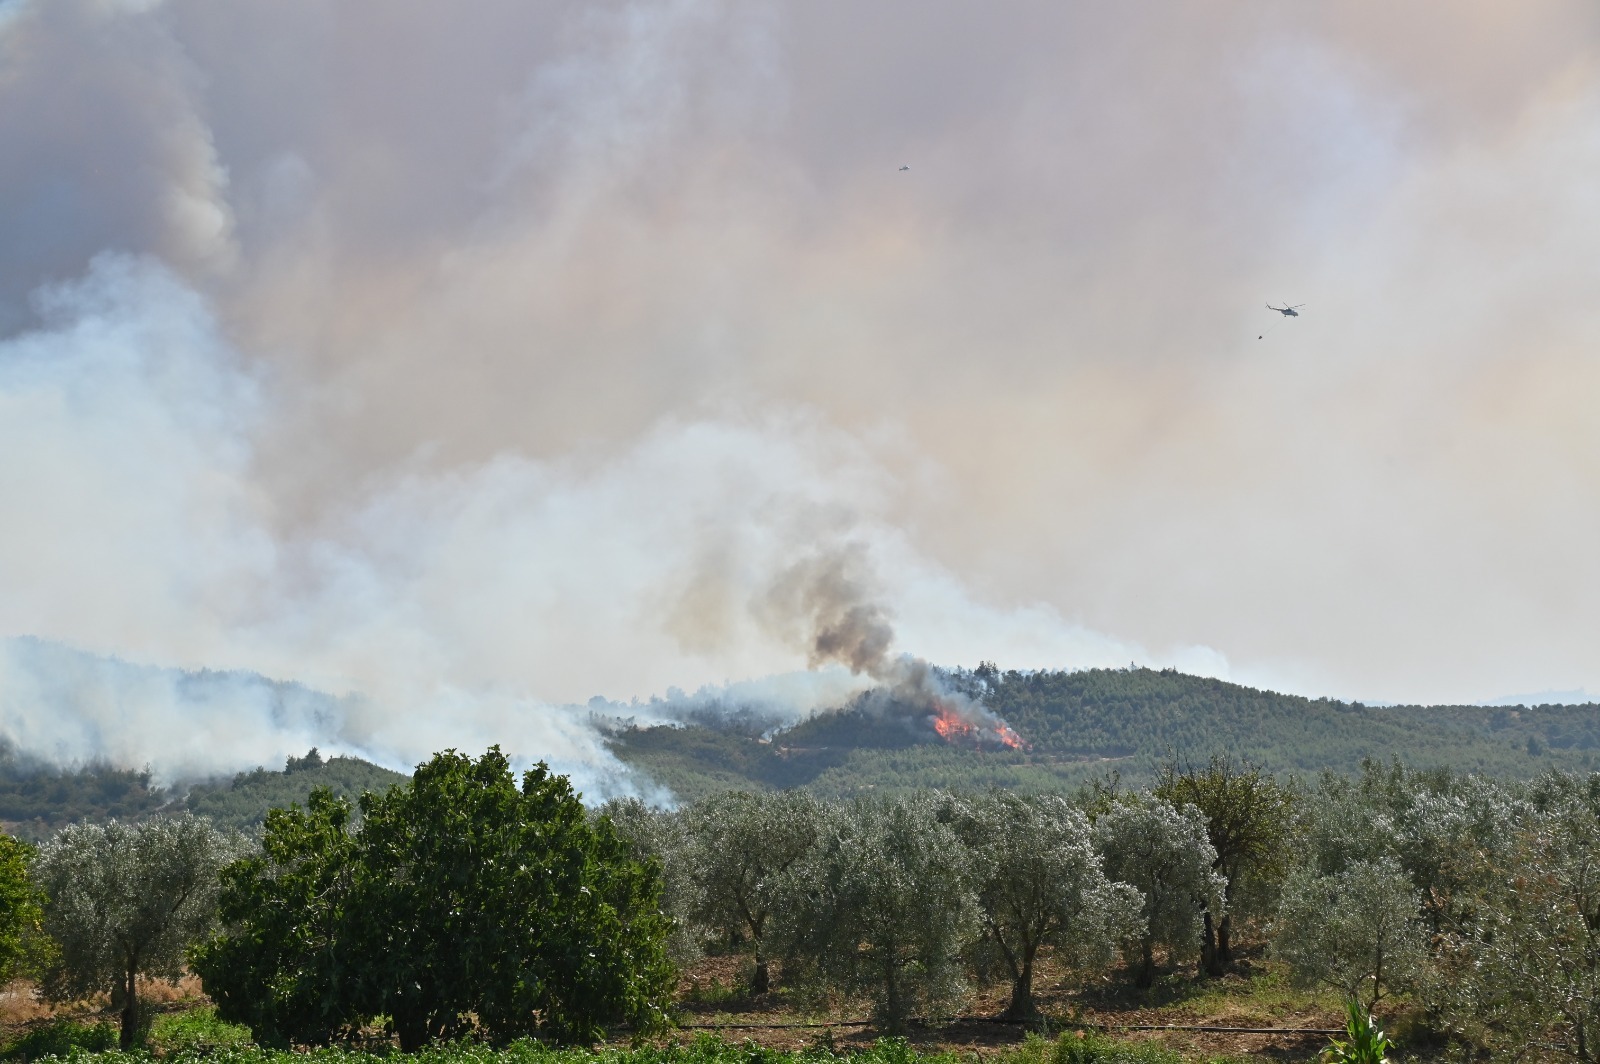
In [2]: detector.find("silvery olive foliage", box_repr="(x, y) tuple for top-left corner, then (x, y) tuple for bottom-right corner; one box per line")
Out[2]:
(1433, 792), (1600, 1063)
(1295, 775), (1398, 878)
(34, 815), (247, 1049)
(1272, 857), (1426, 1010)
(1092, 793), (1225, 987)
(1154, 756), (1294, 974)
(943, 791), (1142, 1017)
(681, 789), (821, 993)
(777, 795), (978, 1032)
(1347, 763), (1531, 933)
(597, 796), (701, 965)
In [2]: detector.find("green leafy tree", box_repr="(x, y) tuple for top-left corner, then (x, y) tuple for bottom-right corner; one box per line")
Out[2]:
(1092, 793), (1224, 988)
(0, 834), (42, 982)
(1273, 858), (1426, 1011)
(1155, 755), (1293, 974)
(682, 789), (821, 993)
(197, 748), (674, 1050)
(190, 789), (360, 1048)
(945, 792), (1141, 1017)
(33, 815), (244, 1049)
(779, 795), (976, 1032)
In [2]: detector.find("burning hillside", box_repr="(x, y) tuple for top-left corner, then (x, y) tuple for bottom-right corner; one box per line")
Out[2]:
(769, 675), (1029, 753)
(928, 699), (1025, 749)
(759, 546), (1027, 750)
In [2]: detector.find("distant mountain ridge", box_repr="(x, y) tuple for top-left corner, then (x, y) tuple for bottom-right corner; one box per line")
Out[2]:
(6, 664), (1598, 831)
(606, 666), (1600, 802)
(0, 744), (408, 840)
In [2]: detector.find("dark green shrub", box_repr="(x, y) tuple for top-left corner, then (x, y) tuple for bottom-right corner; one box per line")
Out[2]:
(0, 1018), (118, 1059)
(194, 748), (674, 1050)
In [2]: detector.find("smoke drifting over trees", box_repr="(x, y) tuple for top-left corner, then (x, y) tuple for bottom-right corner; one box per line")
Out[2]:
(1, 2), (1599, 781)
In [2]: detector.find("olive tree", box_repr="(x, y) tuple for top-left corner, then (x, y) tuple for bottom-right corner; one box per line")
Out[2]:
(1434, 798), (1600, 1062)
(1297, 775), (1397, 877)
(1272, 857), (1426, 1011)
(1092, 793), (1224, 987)
(596, 797), (700, 965)
(1155, 756), (1293, 973)
(946, 792), (1142, 1017)
(34, 815), (245, 1048)
(682, 789), (821, 993)
(779, 795), (977, 1032)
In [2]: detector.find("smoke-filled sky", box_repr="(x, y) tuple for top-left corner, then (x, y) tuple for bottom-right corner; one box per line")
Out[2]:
(2, 0), (1599, 783)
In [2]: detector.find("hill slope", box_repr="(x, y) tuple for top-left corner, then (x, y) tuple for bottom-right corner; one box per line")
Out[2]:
(0, 747), (408, 840)
(606, 667), (1600, 802)
(183, 749), (409, 833)
(0, 742), (172, 840)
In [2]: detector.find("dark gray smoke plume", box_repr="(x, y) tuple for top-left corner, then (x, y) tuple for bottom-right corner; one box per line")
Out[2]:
(757, 545), (1022, 742)
(762, 546), (895, 677)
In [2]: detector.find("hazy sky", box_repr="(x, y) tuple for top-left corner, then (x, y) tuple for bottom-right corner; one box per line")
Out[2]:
(2, 1), (1599, 777)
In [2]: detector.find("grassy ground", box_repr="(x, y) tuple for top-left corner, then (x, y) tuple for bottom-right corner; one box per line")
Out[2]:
(0, 943), (1369, 1062)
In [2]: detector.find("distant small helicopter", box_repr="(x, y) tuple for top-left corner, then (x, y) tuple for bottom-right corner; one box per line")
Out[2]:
(898, 165), (910, 171)
(1267, 302), (1305, 317)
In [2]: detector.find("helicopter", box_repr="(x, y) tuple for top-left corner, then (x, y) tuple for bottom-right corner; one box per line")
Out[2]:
(1267, 302), (1305, 317)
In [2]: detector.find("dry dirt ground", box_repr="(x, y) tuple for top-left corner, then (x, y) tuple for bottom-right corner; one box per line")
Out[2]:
(0, 974), (206, 1040)
(666, 945), (1346, 1062)
(0, 950), (1345, 1062)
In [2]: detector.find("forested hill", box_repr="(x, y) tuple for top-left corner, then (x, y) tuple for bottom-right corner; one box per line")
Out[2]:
(182, 749), (409, 833)
(983, 667), (1600, 770)
(0, 747), (407, 840)
(606, 666), (1600, 803)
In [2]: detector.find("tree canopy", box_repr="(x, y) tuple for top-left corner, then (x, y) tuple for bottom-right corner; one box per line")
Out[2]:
(1154, 755), (1292, 973)
(944, 792), (1141, 1017)
(778, 796), (976, 1032)
(34, 815), (244, 1048)
(681, 789), (821, 993)
(0, 833), (41, 984)
(1092, 794), (1224, 988)
(195, 748), (674, 1050)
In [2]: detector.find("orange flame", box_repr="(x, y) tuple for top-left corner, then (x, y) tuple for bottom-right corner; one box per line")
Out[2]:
(929, 701), (1025, 750)
(993, 722), (1025, 750)
(931, 706), (976, 742)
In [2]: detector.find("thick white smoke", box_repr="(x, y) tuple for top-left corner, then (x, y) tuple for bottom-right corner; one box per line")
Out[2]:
(4, 0), (1600, 790)
(0, 254), (1159, 787)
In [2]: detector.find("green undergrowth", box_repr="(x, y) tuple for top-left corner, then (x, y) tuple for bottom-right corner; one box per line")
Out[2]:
(1144, 968), (1336, 1020)
(0, 1032), (1251, 1064)
(146, 1007), (254, 1054)
(1006, 1032), (1248, 1064)
(0, 1030), (1248, 1062)
(0, 1018), (118, 1060)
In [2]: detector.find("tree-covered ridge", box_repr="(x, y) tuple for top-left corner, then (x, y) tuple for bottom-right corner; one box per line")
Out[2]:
(607, 667), (1600, 801)
(0, 742), (174, 840)
(183, 750), (409, 833)
(983, 666), (1600, 773)
(0, 746), (407, 839)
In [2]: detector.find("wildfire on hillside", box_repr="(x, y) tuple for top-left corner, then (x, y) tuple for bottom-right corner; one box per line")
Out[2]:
(928, 699), (1025, 750)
